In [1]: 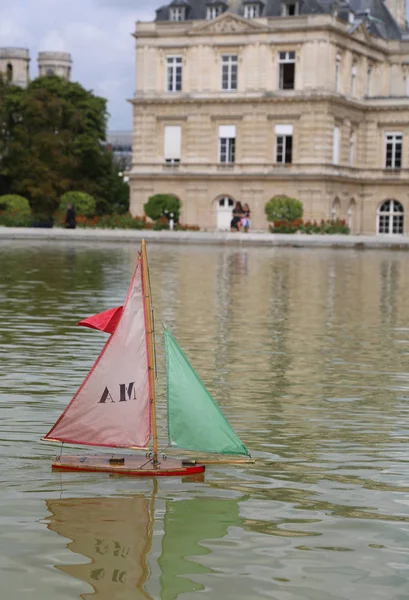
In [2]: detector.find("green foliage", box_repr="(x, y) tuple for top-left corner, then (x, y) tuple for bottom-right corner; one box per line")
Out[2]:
(60, 191), (96, 217)
(0, 76), (117, 218)
(270, 219), (350, 235)
(0, 194), (31, 215)
(144, 194), (180, 221)
(0, 209), (32, 227)
(265, 196), (303, 223)
(54, 213), (146, 229)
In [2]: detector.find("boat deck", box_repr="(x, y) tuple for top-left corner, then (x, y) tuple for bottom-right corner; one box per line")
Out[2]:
(52, 454), (205, 477)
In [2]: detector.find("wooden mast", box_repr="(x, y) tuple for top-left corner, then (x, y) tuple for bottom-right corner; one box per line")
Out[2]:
(141, 239), (159, 465)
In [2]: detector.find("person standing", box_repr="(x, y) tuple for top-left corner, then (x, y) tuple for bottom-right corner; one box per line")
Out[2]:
(241, 203), (251, 233)
(65, 204), (77, 229)
(230, 201), (243, 232)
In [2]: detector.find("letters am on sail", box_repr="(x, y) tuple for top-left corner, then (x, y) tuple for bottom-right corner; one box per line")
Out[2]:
(44, 258), (152, 449)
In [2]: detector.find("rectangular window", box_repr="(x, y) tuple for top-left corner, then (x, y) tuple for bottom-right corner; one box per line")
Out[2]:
(169, 7), (185, 21)
(349, 132), (355, 166)
(335, 55), (341, 92)
(166, 56), (182, 92)
(333, 126), (340, 165)
(164, 125), (181, 164)
(367, 66), (372, 96)
(275, 125), (293, 164)
(244, 3), (260, 17)
(222, 55), (238, 91)
(219, 125), (236, 163)
(207, 5), (223, 19)
(351, 63), (357, 96)
(281, 2), (299, 15)
(279, 51), (295, 90)
(385, 133), (402, 168)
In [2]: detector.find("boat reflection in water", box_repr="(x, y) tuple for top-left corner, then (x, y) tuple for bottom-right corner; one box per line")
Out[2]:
(45, 488), (242, 600)
(46, 495), (152, 600)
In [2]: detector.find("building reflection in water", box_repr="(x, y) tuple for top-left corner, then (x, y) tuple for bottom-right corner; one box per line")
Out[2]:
(45, 490), (242, 600)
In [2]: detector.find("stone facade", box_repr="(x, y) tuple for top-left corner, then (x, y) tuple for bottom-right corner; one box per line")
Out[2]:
(0, 48), (72, 87)
(130, 0), (409, 234)
(38, 52), (72, 81)
(0, 48), (30, 88)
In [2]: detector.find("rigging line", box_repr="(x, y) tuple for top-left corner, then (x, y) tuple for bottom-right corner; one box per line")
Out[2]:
(141, 444), (172, 469)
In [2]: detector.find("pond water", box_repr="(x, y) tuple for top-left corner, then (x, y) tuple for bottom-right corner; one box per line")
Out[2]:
(1, 241), (409, 600)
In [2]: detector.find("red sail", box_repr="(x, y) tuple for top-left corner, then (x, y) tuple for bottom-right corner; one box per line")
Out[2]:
(79, 306), (123, 335)
(43, 258), (151, 449)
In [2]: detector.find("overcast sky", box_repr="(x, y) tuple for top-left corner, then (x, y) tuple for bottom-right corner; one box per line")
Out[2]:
(0, 0), (155, 131)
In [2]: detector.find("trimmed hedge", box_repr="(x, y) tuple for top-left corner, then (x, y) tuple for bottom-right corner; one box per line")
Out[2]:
(60, 191), (96, 217)
(144, 194), (180, 221)
(265, 196), (303, 223)
(0, 195), (31, 216)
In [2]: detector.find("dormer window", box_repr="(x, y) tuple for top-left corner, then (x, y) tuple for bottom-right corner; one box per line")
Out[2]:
(244, 2), (262, 18)
(170, 7), (186, 21)
(206, 3), (226, 19)
(281, 1), (300, 16)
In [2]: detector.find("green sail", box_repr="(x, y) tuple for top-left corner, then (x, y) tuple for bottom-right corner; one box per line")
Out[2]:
(165, 328), (249, 456)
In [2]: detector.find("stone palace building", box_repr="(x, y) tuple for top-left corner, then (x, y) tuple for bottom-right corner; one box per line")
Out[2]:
(130, 0), (409, 233)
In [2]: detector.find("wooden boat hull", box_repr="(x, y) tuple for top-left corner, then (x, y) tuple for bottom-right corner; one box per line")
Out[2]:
(52, 454), (205, 477)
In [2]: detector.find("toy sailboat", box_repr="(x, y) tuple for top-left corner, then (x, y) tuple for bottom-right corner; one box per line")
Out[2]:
(42, 240), (249, 477)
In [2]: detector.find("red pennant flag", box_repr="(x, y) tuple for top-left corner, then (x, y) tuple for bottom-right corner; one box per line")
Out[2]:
(79, 306), (123, 335)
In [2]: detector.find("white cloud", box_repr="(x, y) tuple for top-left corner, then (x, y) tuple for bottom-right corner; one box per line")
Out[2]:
(1, 0), (155, 129)
(39, 30), (66, 52)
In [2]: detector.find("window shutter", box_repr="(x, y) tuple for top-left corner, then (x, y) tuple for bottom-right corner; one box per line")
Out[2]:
(219, 125), (236, 138)
(164, 126), (181, 159)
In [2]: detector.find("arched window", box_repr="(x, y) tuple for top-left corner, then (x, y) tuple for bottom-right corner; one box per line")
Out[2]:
(218, 197), (234, 209)
(6, 63), (13, 82)
(46, 68), (55, 76)
(332, 198), (341, 220)
(347, 199), (356, 232)
(377, 200), (404, 234)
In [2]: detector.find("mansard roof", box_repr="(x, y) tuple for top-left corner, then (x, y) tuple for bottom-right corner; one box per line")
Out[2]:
(155, 0), (404, 40)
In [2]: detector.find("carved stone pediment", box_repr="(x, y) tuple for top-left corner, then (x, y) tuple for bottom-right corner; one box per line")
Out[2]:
(190, 13), (269, 35)
(349, 22), (374, 45)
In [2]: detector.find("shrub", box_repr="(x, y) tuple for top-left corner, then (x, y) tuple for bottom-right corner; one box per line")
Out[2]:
(270, 219), (303, 234)
(265, 196), (303, 223)
(152, 216), (170, 231)
(92, 214), (146, 229)
(270, 218), (350, 235)
(144, 194), (180, 221)
(0, 195), (31, 216)
(60, 192), (97, 217)
(0, 210), (32, 227)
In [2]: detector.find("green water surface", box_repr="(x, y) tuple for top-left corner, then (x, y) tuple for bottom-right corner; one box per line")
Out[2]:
(1, 241), (409, 600)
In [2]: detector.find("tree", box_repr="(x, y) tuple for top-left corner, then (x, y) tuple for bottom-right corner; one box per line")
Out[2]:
(0, 76), (115, 218)
(94, 152), (130, 215)
(265, 196), (303, 223)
